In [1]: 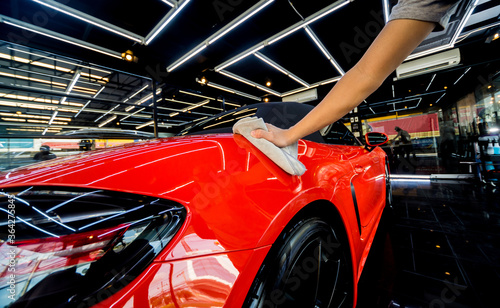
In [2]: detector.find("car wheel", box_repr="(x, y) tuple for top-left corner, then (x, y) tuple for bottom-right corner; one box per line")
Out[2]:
(385, 162), (393, 209)
(244, 217), (353, 308)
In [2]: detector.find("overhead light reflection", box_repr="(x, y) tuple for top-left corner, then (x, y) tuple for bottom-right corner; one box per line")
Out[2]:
(78, 205), (145, 231)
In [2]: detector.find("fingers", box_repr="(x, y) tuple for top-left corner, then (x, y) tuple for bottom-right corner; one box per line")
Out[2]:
(251, 128), (270, 140)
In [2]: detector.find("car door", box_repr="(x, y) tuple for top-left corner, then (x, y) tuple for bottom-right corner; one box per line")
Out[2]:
(321, 122), (385, 230)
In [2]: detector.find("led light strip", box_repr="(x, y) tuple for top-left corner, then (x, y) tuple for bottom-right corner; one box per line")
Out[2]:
(426, 74), (437, 92)
(214, 1), (349, 70)
(382, 0), (390, 23)
(178, 90), (241, 107)
(203, 81), (261, 101)
(282, 76), (341, 97)
(435, 93), (446, 104)
(145, 0), (191, 45)
(254, 53), (310, 88)
(219, 70), (281, 96)
(6, 47), (112, 74)
(267, 0), (350, 45)
(209, 0), (273, 45)
(389, 98), (422, 112)
(167, 45), (206, 72)
(94, 104), (120, 122)
(125, 89), (160, 112)
(124, 85), (149, 104)
(98, 115), (117, 128)
(161, 0), (175, 8)
(136, 120), (154, 130)
(7, 66), (99, 87)
(167, 0), (274, 72)
(120, 108), (146, 122)
(215, 45), (265, 72)
(0, 15), (122, 59)
(405, 0), (479, 61)
(44, 71), (80, 134)
(32, 0), (143, 43)
(304, 27), (345, 75)
(453, 67), (471, 85)
(75, 86), (105, 118)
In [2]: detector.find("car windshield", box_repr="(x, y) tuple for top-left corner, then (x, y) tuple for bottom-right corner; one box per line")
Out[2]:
(178, 106), (258, 136)
(177, 102), (322, 141)
(177, 102), (361, 146)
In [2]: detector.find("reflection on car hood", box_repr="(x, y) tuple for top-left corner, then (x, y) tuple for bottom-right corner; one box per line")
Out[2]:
(0, 134), (232, 199)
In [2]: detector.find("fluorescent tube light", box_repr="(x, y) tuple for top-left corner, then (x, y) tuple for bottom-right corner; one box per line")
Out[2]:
(1, 16), (122, 59)
(254, 52), (310, 88)
(121, 108), (145, 121)
(75, 86), (105, 118)
(33, 0), (143, 43)
(161, 0), (175, 7)
(48, 111), (58, 125)
(167, 0), (273, 72)
(304, 0), (349, 26)
(382, 0), (390, 23)
(145, 0), (190, 45)
(209, 0), (274, 44)
(435, 93), (446, 104)
(215, 45), (264, 71)
(206, 82), (261, 101)
(167, 45), (206, 72)
(453, 67), (471, 85)
(305, 27), (345, 75)
(98, 115), (117, 127)
(219, 70), (281, 96)
(219, 70), (257, 87)
(136, 120), (154, 129)
(268, 0), (349, 45)
(426, 74), (436, 91)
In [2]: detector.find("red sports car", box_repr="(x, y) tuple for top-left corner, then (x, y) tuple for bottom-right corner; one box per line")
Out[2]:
(0, 102), (390, 308)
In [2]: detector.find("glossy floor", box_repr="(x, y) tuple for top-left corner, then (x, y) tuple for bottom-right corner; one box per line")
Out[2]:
(357, 179), (500, 308)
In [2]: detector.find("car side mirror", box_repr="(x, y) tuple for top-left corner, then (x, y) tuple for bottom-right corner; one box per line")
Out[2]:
(365, 132), (388, 150)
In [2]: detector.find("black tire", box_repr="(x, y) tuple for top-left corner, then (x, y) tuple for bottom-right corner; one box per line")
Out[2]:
(243, 217), (353, 308)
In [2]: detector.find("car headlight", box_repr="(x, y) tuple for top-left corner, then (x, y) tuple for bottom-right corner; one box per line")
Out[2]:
(0, 186), (186, 308)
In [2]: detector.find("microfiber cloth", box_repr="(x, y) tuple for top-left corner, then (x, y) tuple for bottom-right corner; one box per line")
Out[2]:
(232, 117), (306, 176)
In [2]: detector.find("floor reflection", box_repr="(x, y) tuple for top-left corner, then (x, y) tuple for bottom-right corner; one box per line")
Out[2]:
(357, 179), (500, 308)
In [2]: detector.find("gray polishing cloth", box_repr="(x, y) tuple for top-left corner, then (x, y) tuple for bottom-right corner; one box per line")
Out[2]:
(232, 117), (306, 176)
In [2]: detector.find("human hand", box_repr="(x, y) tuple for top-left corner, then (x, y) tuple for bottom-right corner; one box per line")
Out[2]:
(251, 123), (294, 148)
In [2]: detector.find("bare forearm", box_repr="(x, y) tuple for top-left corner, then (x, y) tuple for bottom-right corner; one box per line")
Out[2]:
(287, 19), (435, 143)
(287, 64), (381, 142)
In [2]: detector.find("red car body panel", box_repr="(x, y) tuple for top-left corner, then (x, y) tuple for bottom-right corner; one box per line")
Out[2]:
(0, 133), (387, 307)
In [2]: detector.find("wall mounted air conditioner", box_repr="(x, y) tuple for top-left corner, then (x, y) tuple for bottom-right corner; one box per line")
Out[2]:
(282, 88), (318, 103)
(395, 48), (461, 80)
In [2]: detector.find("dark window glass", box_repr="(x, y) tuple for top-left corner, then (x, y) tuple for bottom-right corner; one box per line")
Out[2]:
(321, 122), (360, 146)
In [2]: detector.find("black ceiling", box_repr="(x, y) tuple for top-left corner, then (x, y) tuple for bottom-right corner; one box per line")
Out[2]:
(0, 0), (499, 136)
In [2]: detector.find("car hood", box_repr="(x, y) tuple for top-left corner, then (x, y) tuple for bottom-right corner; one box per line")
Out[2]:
(0, 133), (351, 258)
(0, 134), (234, 196)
